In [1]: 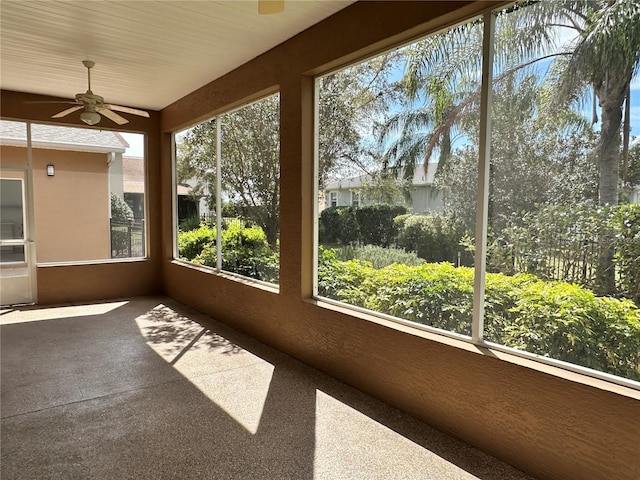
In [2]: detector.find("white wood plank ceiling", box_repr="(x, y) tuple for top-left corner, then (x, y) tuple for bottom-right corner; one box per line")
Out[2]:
(0, 0), (354, 111)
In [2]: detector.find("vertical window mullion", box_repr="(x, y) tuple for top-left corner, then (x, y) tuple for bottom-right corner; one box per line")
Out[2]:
(312, 78), (321, 297)
(216, 116), (222, 272)
(471, 11), (495, 343)
(171, 133), (178, 259)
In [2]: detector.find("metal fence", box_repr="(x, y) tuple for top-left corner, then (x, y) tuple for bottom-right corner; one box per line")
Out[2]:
(110, 219), (145, 258)
(509, 235), (599, 286)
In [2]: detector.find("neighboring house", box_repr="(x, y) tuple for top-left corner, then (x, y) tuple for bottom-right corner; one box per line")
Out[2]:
(324, 163), (445, 213)
(122, 155), (145, 220)
(123, 155), (200, 224)
(176, 184), (200, 222)
(0, 122), (129, 262)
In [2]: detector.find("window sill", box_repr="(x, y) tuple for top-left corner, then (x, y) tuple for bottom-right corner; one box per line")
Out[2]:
(170, 259), (280, 295)
(37, 257), (148, 267)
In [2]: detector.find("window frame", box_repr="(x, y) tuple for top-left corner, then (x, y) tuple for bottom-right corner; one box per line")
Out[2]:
(311, 9), (640, 391)
(3, 121), (150, 266)
(171, 92), (281, 289)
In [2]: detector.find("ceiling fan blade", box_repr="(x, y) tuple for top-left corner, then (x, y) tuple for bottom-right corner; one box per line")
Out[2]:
(258, 0), (284, 14)
(26, 100), (80, 105)
(99, 108), (129, 125)
(107, 104), (150, 118)
(51, 105), (84, 118)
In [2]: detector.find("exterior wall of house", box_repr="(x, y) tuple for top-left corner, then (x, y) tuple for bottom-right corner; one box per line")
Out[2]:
(34, 148), (111, 262)
(1, 145), (110, 262)
(160, 3), (639, 480)
(410, 185), (444, 213)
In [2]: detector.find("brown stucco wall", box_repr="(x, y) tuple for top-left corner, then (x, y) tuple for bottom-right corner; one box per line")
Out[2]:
(0, 92), (163, 303)
(160, 2), (640, 480)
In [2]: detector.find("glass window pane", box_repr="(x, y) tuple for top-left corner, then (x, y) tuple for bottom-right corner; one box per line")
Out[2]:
(316, 18), (483, 336)
(0, 179), (24, 241)
(175, 120), (219, 267)
(485, 2), (640, 381)
(0, 244), (25, 264)
(24, 124), (146, 263)
(174, 93), (281, 286)
(220, 94), (280, 284)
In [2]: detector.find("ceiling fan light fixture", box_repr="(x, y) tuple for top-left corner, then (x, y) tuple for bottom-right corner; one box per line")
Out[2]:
(80, 111), (101, 125)
(258, 0), (284, 14)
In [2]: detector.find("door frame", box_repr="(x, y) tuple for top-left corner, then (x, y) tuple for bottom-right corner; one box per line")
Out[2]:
(0, 123), (38, 305)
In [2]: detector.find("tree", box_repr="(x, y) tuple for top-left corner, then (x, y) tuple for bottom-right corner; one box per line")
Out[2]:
(318, 51), (404, 185)
(438, 72), (598, 233)
(380, 0), (640, 293)
(220, 96), (280, 247)
(110, 192), (134, 221)
(177, 95), (280, 247)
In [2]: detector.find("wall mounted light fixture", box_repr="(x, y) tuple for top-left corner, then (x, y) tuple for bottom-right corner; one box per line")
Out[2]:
(47, 164), (55, 176)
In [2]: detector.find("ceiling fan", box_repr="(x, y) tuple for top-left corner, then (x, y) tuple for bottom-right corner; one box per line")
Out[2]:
(33, 60), (150, 126)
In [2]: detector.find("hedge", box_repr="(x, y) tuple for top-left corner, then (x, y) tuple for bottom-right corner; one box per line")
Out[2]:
(178, 219), (278, 283)
(317, 248), (640, 380)
(319, 204), (406, 246)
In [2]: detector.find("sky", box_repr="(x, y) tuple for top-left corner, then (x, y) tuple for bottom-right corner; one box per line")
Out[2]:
(120, 132), (144, 157)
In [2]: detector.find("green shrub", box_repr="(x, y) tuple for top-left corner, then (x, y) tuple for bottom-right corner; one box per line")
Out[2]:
(177, 219), (279, 283)
(220, 219), (279, 282)
(319, 206), (360, 245)
(496, 279), (640, 379)
(486, 202), (640, 304)
(334, 244), (425, 269)
(395, 213), (469, 264)
(179, 216), (205, 232)
(319, 204), (407, 247)
(178, 223), (216, 261)
(110, 193), (134, 221)
(317, 251), (640, 380)
(612, 203), (640, 304)
(355, 204), (406, 247)
(110, 193), (135, 254)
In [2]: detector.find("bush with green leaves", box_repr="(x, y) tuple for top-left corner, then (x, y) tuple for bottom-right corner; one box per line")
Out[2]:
(395, 213), (470, 264)
(178, 223), (217, 260)
(334, 244), (425, 269)
(319, 206), (360, 245)
(110, 193), (135, 254)
(318, 248), (640, 380)
(486, 202), (640, 303)
(178, 219), (278, 283)
(354, 204), (406, 247)
(612, 203), (640, 304)
(319, 204), (406, 247)
(179, 216), (205, 232)
(110, 193), (134, 221)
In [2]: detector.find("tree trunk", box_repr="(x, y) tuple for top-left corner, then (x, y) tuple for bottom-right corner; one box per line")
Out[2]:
(594, 76), (625, 295)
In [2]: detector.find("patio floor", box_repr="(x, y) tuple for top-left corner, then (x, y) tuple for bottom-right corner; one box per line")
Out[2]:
(1, 296), (535, 479)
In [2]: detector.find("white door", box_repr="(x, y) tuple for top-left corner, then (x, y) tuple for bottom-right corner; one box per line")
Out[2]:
(0, 169), (36, 305)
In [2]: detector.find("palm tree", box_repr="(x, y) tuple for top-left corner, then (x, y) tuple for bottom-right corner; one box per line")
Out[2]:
(380, 0), (640, 294)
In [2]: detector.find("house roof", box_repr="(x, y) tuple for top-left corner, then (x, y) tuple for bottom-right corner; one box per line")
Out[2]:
(123, 156), (145, 194)
(325, 163), (440, 191)
(0, 120), (128, 154)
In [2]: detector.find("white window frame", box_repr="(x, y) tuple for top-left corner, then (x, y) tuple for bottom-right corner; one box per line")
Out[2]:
(329, 191), (337, 207)
(351, 190), (360, 208)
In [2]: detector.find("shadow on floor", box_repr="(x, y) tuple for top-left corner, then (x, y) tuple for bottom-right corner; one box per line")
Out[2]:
(1, 296), (534, 480)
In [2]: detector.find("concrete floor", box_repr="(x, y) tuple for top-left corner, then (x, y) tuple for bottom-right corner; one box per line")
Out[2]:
(1, 296), (535, 480)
